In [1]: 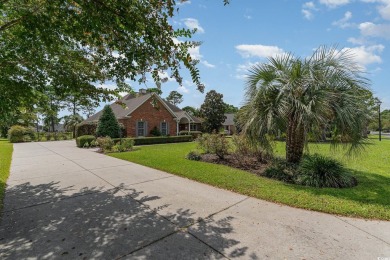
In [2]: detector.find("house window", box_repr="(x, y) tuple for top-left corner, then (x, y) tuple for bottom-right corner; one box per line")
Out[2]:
(161, 122), (168, 136)
(190, 124), (197, 131)
(137, 121), (145, 137)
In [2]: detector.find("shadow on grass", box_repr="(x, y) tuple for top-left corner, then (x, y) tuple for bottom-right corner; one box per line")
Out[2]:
(0, 181), (257, 259)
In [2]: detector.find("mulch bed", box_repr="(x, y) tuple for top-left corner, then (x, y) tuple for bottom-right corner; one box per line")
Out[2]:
(200, 153), (269, 175)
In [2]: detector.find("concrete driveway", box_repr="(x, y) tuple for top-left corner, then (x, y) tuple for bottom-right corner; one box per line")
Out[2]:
(0, 141), (389, 259)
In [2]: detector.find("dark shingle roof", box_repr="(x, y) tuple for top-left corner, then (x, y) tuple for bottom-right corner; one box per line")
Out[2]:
(223, 113), (235, 126)
(83, 93), (198, 123)
(84, 93), (152, 122)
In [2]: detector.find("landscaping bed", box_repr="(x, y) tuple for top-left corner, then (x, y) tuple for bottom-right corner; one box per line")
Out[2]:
(109, 139), (390, 220)
(200, 153), (267, 175)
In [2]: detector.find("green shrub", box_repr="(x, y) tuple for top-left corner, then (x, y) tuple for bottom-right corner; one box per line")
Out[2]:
(45, 132), (52, 141)
(296, 154), (357, 188)
(76, 135), (96, 148)
(96, 105), (121, 138)
(90, 139), (98, 147)
(122, 139), (134, 150)
(96, 136), (114, 153)
(76, 122), (97, 137)
(231, 135), (267, 163)
(186, 151), (202, 161)
(36, 132), (44, 141)
(196, 133), (230, 159)
(196, 133), (213, 153)
(23, 127), (36, 141)
(264, 160), (295, 183)
(150, 126), (161, 136)
(8, 125), (34, 143)
(53, 132), (59, 141)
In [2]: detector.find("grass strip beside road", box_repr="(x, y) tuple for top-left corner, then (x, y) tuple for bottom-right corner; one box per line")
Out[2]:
(110, 139), (390, 220)
(0, 139), (13, 211)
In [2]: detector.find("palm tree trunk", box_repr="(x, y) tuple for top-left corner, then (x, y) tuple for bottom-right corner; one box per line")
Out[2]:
(286, 114), (305, 164)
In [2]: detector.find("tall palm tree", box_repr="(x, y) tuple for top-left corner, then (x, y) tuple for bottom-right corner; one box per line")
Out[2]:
(241, 46), (371, 163)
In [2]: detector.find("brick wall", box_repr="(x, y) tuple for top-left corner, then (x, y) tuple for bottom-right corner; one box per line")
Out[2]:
(119, 96), (177, 137)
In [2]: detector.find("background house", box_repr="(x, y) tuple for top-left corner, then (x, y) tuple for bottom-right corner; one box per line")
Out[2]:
(222, 113), (236, 135)
(84, 89), (201, 137)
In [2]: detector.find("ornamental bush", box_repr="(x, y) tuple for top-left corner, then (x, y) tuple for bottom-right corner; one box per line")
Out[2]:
(8, 125), (36, 143)
(296, 154), (357, 188)
(263, 159), (295, 183)
(96, 136), (114, 153)
(96, 105), (121, 138)
(196, 133), (230, 159)
(186, 151), (202, 161)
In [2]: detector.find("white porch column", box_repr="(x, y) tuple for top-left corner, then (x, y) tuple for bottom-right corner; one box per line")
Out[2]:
(188, 122), (191, 132)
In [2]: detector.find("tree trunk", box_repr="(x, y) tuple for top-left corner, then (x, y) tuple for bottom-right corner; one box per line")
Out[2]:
(51, 117), (55, 132)
(73, 97), (76, 116)
(286, 114), (305, 164)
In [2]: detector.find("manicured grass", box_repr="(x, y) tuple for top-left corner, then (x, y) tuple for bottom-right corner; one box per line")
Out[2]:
(0, 139), (13, 211)
(109, 137), (390, 220)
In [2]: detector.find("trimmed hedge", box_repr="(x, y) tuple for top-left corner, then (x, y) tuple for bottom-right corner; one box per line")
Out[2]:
(179, 131), (202, 138)
(112, 135), (193, 146)
(76, 135), (96, 148)
(76, 122), (97, 137)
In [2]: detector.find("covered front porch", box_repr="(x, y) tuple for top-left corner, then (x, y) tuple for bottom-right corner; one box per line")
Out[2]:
(176, 116), (200, 134)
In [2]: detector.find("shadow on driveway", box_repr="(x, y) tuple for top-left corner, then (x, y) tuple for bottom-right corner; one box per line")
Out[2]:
(0, 181), (257, 259)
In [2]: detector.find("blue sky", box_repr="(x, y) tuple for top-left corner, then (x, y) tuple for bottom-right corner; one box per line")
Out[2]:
(90, 0), (390, 118)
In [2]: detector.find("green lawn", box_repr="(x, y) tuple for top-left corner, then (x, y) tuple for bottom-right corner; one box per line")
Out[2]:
(109, 137), (390, 220)
(0, 139), (13, 211)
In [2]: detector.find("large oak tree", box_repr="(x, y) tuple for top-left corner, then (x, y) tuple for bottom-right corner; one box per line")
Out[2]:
(0, 0), (218, 132)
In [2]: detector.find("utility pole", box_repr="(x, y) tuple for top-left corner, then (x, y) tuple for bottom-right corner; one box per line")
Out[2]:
(375, 98), (382, 141)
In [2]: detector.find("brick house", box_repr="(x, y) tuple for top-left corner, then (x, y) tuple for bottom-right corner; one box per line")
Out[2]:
(84, 90), (202, 137)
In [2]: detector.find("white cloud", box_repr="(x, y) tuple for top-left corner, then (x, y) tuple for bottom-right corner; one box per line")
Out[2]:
(235, 44), (284, 58)
(319, 0), (350, 8)
(359, 22), (390, 39)
(348, 37), (367, 45)
(360, 0), (390, 19)
(302, 2), (317, 20)
(332, 11), (353, 28)
(182, 18), (205, 33)
(378, 1), (390, 19)
(302, 9), (314, 20)
(303, 1), (317, 9)
(177, 80), (195, 94)
(235, 62), (261, 80)
(342, 45), (384, 68)
(158, 71), (175, 82)
(175, 38), (213, 68)
(177, 85), (190, 93)
(188, 46), (202, 60)
(244, 15), (252, 19)
(201, 60), (216, 68)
